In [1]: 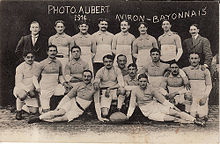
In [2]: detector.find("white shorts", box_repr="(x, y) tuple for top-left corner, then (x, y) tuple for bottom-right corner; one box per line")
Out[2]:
(100, 89), (117, 109)
(61, 97), (91, 122)
(13, 87), (39, 107)
(139, 101), (170, 121)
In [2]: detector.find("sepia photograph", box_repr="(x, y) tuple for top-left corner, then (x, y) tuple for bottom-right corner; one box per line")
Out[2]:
(0, 0), (219, 143)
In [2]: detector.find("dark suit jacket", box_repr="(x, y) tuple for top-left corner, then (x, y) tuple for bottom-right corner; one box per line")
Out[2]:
(15, 34), (48, 63)
(183, 34), (213, 67)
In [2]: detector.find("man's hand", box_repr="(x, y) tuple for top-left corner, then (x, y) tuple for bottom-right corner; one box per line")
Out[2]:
(93, 82), (100, 90)
(105, 88), (110, 98)
(63, 82), (72, 89)
(98, 117), (109, 122)
(167, 92), (179, 99)
(35, 88), (41, 94)
(199, 97), (208, 106)
(27, 90), (36, 98)
(185, 83), (191, 91)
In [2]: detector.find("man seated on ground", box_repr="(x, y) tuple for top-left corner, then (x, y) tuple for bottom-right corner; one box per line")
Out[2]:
(126, 73), (205, 126)
(28, 70), (108, 123)
(182, 52), (212, 122)
(93, 54), (125, 118)
(159, 62), (191, 112)
(115, 54), (129, 76)
(118, 63), (139, 111)
(33, 45), (72, 113)
(64, 45), (89, 89)
(139, 48), (187, 88)
(13, 51), (40, 120)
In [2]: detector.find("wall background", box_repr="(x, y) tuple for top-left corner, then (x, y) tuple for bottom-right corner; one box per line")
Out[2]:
(0, 1), (218, 106)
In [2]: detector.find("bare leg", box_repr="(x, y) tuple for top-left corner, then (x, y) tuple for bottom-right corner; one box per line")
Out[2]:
(46, 115), (68, 122)
(169, 109), (195, 122)
(117, 95), (125, 110)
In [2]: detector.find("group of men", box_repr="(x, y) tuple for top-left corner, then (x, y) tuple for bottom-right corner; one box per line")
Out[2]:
(13, 18), (213, 126)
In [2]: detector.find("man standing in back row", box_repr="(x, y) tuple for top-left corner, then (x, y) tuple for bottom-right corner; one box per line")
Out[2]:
(158, 20), (183, 64)
(183, 24), (213, 68)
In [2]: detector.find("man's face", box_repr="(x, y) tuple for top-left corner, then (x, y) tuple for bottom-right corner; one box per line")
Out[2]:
(150, 51), (160, 62)
(71, 48), (81, 59)
(170, 63), (179, 76)
(120, 21), (130, 33)
(98, 21), (108, 32)
(47, 47), (57, 59)
(55, 22), (65, 34)
(162, 21), (171, 32)
(189, 54), (200, 67)
(128, 66), (137, 78)
(103, 58), (113, 69)
(139, 77), (148, 89)
(30, 23), (40, 35)
(138, 24), (147, 35)
(82, 72), (92, 84)
(24, 53), (34, 65)
(189, 25), (199, 37)
(79, 24), (88, 34)
(117, 56), (127, 69)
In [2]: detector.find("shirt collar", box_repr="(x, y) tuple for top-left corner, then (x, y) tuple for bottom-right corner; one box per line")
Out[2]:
(162, 30), (172, 37)
(97, 30), (108, 35)
(80, 82), (93, 90)
(150, 61), (161, 67)
(47, 57), (57, 64)
(55, 33), (66, 38)
(189, 65), (201, 70)
(169, 73), (181, 78)
(139, 34), (150, 40)
(78, 33), (89, 38)
(193, 34), (199, 39)
(71, 58), (82, 65)
(31, 34), (39, 38)
(120, 31), (129, 36)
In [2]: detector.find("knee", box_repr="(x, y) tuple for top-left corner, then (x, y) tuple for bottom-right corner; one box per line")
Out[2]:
(184, 93), (192, 102)
(117, 87), (126, 95)
(17, 90), (27, 101)
(101, 108), (109, 117)
(29, 107), (38, 114)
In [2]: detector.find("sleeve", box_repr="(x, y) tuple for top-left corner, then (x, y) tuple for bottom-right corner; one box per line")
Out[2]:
(70, 36), (76, 48)
(159, 77), (168, 89)
(158, 36), (161, 49)
(93, 68), (102, 84)
(15, 36), (24, 59)
(64, 62), (71, 76)
(152, 37), (159, 48)
(174, 35), (183, 61)
(126, 89), (137, 118)
(112, 34), (117, 54)
(132, 39), (138, 58)
(204, 69), (212, 98)
(138, 65), (148, 74)
(15, 65), (29, 91)
(202, 38), (213, 67)
(33, 62), (44, 78)
(91, 35), (97, 55)
(116, 68), (125, 87)
(48, 36), (52, 45)
(65, 84), (78, 98)
(84, 62), (89, 71)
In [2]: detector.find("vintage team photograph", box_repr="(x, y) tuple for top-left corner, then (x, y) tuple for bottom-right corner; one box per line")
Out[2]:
(0, 0), (219, 143)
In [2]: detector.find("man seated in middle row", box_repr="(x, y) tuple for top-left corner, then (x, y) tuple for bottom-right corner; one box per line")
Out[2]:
(93, 54), (125, 118)
(159, 62), (192, 113)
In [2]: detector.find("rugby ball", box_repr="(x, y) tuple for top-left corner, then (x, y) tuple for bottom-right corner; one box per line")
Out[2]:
(109, 112), (127, 123)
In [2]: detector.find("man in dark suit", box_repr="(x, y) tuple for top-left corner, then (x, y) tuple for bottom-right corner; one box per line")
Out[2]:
(15, 21), (48, 63)
(183, 24), (213, 68)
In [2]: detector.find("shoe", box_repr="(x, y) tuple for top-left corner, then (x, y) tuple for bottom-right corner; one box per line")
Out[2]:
(194, 118), (206, 127)
(16, 111), (22, 120)
(28, 116), (41, 124)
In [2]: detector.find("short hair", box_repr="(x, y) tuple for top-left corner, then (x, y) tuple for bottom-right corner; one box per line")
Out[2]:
(188, 52), (201, 58)
(162, 19), (171, 25)
(138, 22), (148, 28)
(138, 73), (149, 81)
(71, 45), (81, 52)
(55, 20), (65, 27)
(30, 21), (40, 28)
(103, 54), (114, 62)
(98, 18), (109, 24)
(127, 63), (137, 69)
(150, 48), (160, 55)
(190, 24), (199, 29)
(23, 50), (35, 57)
(170, 61), (179, 67)
(120, 19), (130, 25)
(83, 69), (93, 78)
(47, 45), (57, 51)
(78, 20), (89, 26)
(117, 54), (127, 61)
